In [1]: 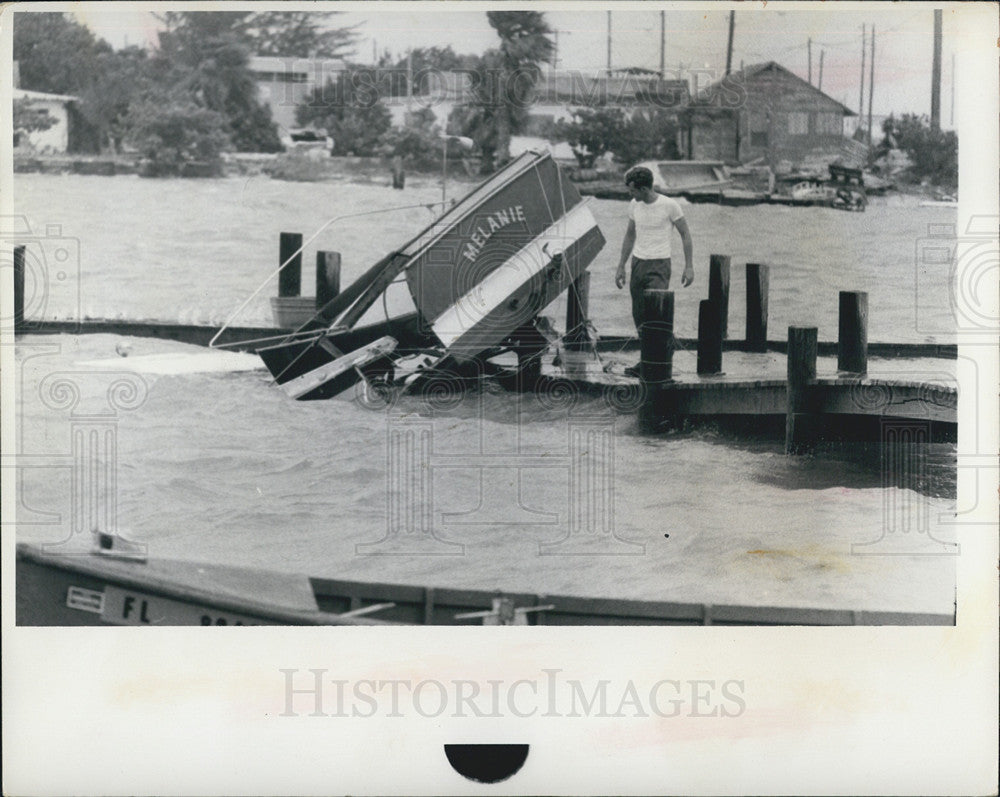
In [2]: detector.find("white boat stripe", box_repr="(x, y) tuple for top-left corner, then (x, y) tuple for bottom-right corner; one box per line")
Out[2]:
(431, 202), (598, 349)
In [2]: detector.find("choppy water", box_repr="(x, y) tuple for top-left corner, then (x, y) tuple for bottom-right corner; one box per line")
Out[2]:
(12, 172), (957, 341)
(11, 174), (958, 615)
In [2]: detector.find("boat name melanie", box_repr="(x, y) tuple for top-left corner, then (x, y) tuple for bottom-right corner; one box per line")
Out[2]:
(462, 205), (527, 265)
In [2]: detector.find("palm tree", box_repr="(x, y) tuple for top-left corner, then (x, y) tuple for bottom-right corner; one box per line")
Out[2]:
(457, 11), (554, 173)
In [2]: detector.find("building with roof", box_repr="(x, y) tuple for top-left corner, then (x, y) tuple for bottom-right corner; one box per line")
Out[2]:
(683, 61), (856, 166)
(526, 70), (688, 134)
(13, 87), (78, 154)
(248, 56), (347, 134)
(390, 69), (690, 147)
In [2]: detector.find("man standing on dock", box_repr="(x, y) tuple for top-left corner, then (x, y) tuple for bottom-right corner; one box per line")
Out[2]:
(615, 166), (693, 376)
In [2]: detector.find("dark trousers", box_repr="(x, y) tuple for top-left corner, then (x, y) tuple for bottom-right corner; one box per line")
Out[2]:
(630, 257), (671, 330)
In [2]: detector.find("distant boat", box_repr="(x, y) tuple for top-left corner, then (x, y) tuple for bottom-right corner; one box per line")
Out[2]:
(789, 180), (867, 212)
(633, 159), (732, 194)
(253, 150), (606, 400)
(919, 198), (958, 208)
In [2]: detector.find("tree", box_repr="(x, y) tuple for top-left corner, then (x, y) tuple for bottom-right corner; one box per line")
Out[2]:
(395, 46), (474, 96)
(553, 105), (681, 167)
(296, 71), (393, 156)
(78, 46), (153, 154)
(554, 107), (627, 168)
(452, 11), (554, 173)
(154, 12), (282, 152)
(878, 113), (957, 187)
(125, 98), (231, 174)
(612, 108), (681, 164)
(13, 12), (111, 95)
(378, 107), (443, 170)
(240, 11), (360, 58)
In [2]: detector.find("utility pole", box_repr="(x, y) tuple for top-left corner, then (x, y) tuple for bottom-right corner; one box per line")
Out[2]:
(950, 52), (955, 127)
(406, 49), (413, 110)
(867, 26), (875, 154)
(660, 11), (665, 78)
(859, 25), (866, 116)
(807, 38), (812, 84)
(607, 11), (612, 72)
(554, 29), (559, 72)
(725, 10), (735, 77)
(931, 9), (943, 130)
(818, 49), (824, 91)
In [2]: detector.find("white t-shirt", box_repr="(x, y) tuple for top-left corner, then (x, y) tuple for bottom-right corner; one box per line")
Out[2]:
(628, 195), (685, 260)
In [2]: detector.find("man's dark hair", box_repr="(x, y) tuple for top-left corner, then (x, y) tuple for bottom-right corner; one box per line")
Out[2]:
(624, 166), (654, 190)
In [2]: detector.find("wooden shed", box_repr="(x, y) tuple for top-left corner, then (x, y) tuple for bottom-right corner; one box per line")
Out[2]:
(683, 61), (856, 165)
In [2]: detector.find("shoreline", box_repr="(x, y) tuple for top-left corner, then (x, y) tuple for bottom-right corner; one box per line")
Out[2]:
(13, 152), (954, 198)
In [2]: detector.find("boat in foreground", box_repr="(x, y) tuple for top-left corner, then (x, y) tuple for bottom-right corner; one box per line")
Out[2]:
(16, 541), (952, 627)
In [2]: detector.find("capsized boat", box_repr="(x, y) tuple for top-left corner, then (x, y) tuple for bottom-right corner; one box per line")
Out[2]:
(256, 150), (606, 400)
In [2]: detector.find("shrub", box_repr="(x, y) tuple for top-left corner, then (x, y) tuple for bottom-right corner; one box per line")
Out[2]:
(878, 113), (957, 187)
(296, 70), (393, 157)
(125, 99), (230, 175)
(553, 106), (681, 168)
(553, 107), (626, 168)
(378, 108), (443, 171)
(613, 108), (681, 165)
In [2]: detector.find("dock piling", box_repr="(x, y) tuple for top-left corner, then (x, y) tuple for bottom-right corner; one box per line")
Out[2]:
(564, 272), (592, 351)
(786, 326), (818, 454)
(14, 245), (25, 330)
(391, 156), (405, 190)
(278, 232), (303, 298)
(708, 254), (731, 339)
(316, 251), (342, 309)
(697, 300), (723, 375)
(639, 290), (674, 431)
(745, 262), (769, 352)
(838, 291), (868, 374)
(639, 289), (674, 384)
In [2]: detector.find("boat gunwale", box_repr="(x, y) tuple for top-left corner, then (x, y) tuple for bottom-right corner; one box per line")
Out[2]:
(16, 543), (403, 626)
(16, 543), (955, 627)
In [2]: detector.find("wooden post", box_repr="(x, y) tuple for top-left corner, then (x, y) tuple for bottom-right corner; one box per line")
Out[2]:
(697, 300), (723, 375)
(745, 262), (769, 352)
(564, 272), (591, 351)
(13, 245), (25, 329)
(838, 290), (868, 374)
(785, 326), (818, 454)
(708, 254), (730, 339)
(278, 232), (303, 298)
(640, 289), (674, 384)
(639, 289), (673, 431)
(391, 155), (405, 189)
(316, 251), (342, 309)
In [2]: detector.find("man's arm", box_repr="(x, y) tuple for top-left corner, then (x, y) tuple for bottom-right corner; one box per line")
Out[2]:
(675, 217), (694, 287)
(616, 219), (635, 289)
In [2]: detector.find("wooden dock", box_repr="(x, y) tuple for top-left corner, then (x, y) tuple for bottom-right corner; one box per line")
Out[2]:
(12, 237), (958, 450)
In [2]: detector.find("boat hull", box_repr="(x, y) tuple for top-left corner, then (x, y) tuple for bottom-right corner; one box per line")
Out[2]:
(16, 543), (953, 627)
(256, 150), (605, 398)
